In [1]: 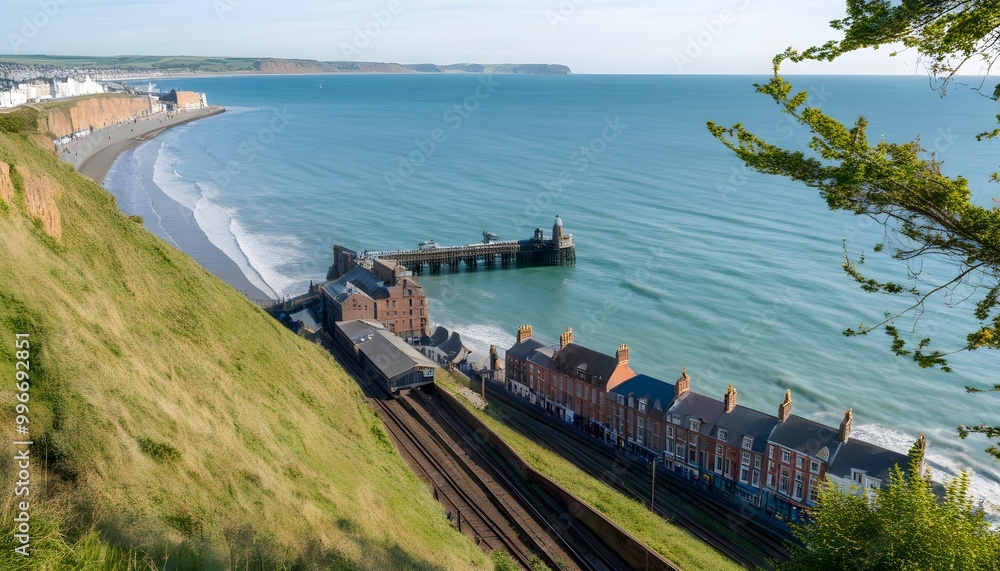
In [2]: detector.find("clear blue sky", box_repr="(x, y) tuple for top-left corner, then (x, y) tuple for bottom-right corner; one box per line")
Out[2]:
(2, 0), (922, 74)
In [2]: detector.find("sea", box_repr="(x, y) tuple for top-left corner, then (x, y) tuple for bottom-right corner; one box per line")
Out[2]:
(104, 74), (1000, 515)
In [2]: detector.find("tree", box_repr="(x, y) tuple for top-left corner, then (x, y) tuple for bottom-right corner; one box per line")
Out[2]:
(707, 0), (1000, 460)
(779, 440), (1000, 570)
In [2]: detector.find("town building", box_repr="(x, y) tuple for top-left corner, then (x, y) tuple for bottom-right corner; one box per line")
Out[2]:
(709, 385), (779, 508)
(321, 258), (429, 340)
(334, 320), (436, 394)
(504, 325), (635, 433)
(158, 89), (207, 111)
(606, 373), (674, 459)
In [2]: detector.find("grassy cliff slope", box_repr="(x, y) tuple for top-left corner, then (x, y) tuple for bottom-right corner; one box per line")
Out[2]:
(0, 119), (489, 569)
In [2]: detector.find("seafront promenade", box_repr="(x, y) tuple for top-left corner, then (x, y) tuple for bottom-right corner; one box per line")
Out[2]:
(61, 105), (225, 182)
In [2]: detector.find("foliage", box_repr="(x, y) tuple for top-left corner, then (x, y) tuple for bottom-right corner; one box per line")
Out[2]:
(779, 449), (1000, 570)
(0, 107), (39, 134)
(707, 1), (1000, 460)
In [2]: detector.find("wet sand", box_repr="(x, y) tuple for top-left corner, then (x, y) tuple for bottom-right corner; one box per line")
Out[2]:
(70, 106), (275, 301)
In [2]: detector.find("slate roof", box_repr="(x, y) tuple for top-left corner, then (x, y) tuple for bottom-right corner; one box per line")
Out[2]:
(608, 374), (676, 414)
(322, 266), (390, 301)
(526, 346), (556, 369)
(714, 405), (780, 453)
(667, 391), (725, 436)
(828, 438), (909, 481)
(769, 415), (843, 460)
(507, 337), (552, 361)
(552, 343), (620, 386)
(337, 320), (436, 380)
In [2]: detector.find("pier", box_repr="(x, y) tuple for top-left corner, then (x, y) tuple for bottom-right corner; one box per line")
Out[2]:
(328, 216), (575, 279)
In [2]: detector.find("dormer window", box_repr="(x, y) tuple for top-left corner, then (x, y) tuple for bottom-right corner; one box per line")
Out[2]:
(718, 429), (728, 441)
(742, 436), (753, 450)
(638, 400), (647, 414)
(689, 419), (701, 432)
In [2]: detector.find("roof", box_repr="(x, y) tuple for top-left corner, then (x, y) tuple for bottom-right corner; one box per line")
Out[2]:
(667, 391), (725, 435)
(425, 327), (470, 363)
(322, 266), (389, 301)
(336, 320), (437, 380)
(828, 438), (909, 481)
(552, 343), (620, 387)
(507, 337), (552, 361)
(769, 415), (844, 460)
(526, 346), (556, 369)
(608, 374), (675, 414)
(287, 307), (321, 332)
(713, 405), (780, 453)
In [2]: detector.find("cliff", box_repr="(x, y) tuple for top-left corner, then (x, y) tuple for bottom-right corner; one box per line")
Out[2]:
(39, 94), (154, 138)
(0, 113), (487, 569)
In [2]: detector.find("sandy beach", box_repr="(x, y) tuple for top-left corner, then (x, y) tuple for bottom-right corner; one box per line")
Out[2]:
(67, 105), (275, 301)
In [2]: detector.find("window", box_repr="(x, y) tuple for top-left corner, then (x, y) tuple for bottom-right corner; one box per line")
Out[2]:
(740, 466), (750, 483)
(794, 481), (803, 500)
(666, 426), (674, 438)
(769, 445), (775, 459)
(810, 460), (820, 474)
(715, 455), (724, 472)
(809, 476), (818, 503)
(718, 429), (728, 441)
(795, 456), (804, 469)
(853, 471), (864, 484)
(741, 451), (750, 465)
(752, 470), (760, 488)
(781, 450), (791, 463)
(779, 469), (789, 493)
(742, 436), (753, 450)
(639, 400), (647, 413)
(689, 419), (701, 432)
(638, 417), (645, 429)
(725, 458), (732, 476)
(716, 444), (724, 455)
(754, 457), (761, 469)
(688, 442), (697, 464)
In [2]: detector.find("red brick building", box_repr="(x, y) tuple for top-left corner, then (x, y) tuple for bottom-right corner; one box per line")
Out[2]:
(321, 258), (429, 340)
(505, 325), (635, 431)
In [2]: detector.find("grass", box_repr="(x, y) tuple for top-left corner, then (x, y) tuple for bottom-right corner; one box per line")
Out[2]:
(437, 371), (746, 571)
(0, 126), (491, 569)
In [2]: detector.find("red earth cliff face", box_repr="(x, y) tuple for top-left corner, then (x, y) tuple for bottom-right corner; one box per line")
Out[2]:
(43, 96), (154, 138)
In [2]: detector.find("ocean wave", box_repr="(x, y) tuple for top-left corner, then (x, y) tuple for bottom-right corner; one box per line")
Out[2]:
(229, 219), (308, 298)
(151, 138), (201, 212)
(191, 196), (277, 299)
(433, 321), (516, 359)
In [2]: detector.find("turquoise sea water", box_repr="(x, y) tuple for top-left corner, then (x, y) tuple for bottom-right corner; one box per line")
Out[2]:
(105, 74), (1000, 511)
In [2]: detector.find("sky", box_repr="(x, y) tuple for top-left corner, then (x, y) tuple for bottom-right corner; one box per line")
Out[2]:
(2, 0), (927, 75)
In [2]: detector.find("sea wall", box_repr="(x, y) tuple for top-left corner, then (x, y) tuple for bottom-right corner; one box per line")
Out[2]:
(42, 95), (154, 138)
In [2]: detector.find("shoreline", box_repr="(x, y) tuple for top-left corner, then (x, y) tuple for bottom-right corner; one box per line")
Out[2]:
(66, 104), (275, 301)
(68, 106), (225, 182)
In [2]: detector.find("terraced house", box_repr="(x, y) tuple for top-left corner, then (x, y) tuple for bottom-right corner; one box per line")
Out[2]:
(503, 326), (918, 523)
(504, 325), (635, 434)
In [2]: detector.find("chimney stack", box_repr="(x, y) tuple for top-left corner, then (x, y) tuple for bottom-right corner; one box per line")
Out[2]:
(516, 324), (532, 344)
(616, 344), (630, 365)
(838, 409), (853, 443)
(724, 384), (737, 413)
(778, 390), (793, 422)
(675, 368), (690, 396)
(560, 327), (573, 349)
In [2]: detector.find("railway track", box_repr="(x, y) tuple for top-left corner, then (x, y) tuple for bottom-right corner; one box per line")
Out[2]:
(406, 387), (633, 571)
(484, 380), (793, 569)
(324, 335), (628, 570)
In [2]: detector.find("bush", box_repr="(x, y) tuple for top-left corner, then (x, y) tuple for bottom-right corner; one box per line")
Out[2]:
(0, 108), (39, 134)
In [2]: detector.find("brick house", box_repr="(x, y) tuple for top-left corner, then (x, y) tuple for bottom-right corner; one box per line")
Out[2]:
(504, 325), (635, 433)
